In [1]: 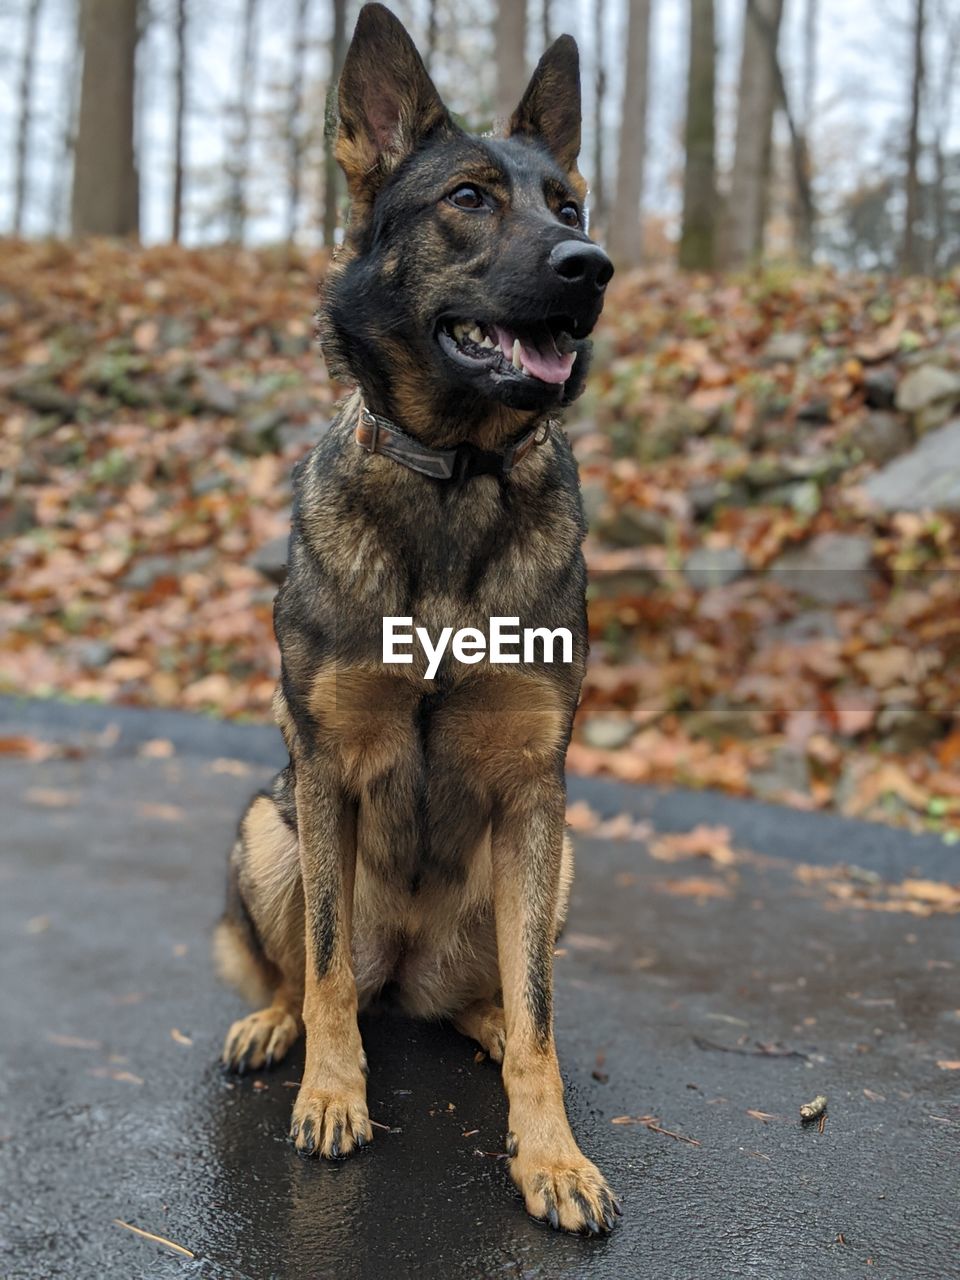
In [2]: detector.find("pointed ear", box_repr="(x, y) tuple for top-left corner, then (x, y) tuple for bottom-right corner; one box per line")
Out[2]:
(336, 3), (454, 199)
(507, 35), (582, 176)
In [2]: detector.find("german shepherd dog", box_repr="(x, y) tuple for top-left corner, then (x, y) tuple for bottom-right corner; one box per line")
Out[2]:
(214, 2), (618, 1234)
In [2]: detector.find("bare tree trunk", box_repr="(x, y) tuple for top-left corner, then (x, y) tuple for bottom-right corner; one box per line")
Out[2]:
(227, 0), (260, 244)
(607, 0), (651, 268)
(495, 0), (527, 122)
(720, 0), (783, 268)
(322, 0), (348, 248)
(931, 4), (959, 273)
(794, 0), (818, 262)
(50, 0), (82, 234)
(171, 0), (188, 243)
(425, 0), (439, 72)
(286, 0), (311, 245)
(71, 0), (140, 236)
(802, 0), (817, 127)
(678, 0), (717, 270)
(901, 0), (926, 274)
(748, 0), (814, 264)
(591, 0), (606, 234)
(542, 0), (551, 47)
(13, 0), (44, 235)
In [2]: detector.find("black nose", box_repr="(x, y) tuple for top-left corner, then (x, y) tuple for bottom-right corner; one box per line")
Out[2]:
(548, 240), (614, 291)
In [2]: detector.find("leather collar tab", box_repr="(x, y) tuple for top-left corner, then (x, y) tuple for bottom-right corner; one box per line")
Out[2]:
(355, 404), (552, 481)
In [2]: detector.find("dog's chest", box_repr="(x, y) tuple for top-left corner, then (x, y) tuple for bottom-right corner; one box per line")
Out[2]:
(308, 663), (565, 887)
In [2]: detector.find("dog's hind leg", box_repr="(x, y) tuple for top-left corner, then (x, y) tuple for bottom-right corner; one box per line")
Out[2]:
(214, 778), (306, 1073)
(454, 998), (506, 1063)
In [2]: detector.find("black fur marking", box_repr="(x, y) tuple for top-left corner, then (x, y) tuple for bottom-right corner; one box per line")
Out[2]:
(310, 886), (338, 979)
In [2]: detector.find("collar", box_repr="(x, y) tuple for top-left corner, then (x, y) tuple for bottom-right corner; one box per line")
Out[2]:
(354, 402), (554, 481)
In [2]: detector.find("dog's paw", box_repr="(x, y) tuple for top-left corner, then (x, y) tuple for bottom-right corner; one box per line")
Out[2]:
(289, 1085), (372, 1159)
(507, 1139), (621, 1234)
(222, 1008), (301, 1074)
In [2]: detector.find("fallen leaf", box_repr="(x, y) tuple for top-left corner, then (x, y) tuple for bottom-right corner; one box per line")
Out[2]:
(137, 802), (185, 822)
(46, 1032), (101, 1050)
(649, 824), (737, 866)
(656, 876), (732, 900)
(565, 800), (600, 832)
(210, 757), (252, 776)
(26, 787), (77, 808)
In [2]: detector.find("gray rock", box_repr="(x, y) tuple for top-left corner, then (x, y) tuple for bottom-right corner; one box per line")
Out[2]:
(764, 331), (807, 363)
(863, 365), (898, 410)
(744, 458), (794, 490)
(763, 609), (841, 644)
(751, 747), (811, 801)
(251, 534), (289, 586)
(75, 640), (114, 667)
(796, 396), (831, 423)
(596, 502), (668, 547)
(159, 316), (196, 349)
(581, 715), (635, 750)
(915, 399), (956, 436)
(11, 380), (80, 419)
(196, 371), (241, 417)
(684, 702), (758, 743)
(863, 418), (960, 512)
(687, 479), (750, 518)
(636, 408), (694, 461)
(121, 550), (212, 590)
(895, 365), (960, 414)
(876, 703), (944, 754)
(683, 546), (749, 589)
(852, 412), (912, 464)
(231, 407), (287, 456)
(580, 481), (608, 529)
(769, 532), (877, 604)
(764, 480), (822, 516)
(785, 452), (847, 483)
(121, 555), (181, 590)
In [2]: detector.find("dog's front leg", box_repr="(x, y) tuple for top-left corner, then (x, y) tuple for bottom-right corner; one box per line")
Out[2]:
(289, 764), (371, 1159)
(492, 777), (620, 1233)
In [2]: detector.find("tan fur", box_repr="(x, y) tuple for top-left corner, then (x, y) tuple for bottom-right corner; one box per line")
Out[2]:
(309, 665), (419, 792)
(212, 916), (274, 1008)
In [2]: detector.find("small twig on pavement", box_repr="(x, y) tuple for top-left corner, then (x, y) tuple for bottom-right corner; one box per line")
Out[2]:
(112, 1220), (194, 1259)
(612, 1115), (701, 1146)
(693, 1036), (809, 1061)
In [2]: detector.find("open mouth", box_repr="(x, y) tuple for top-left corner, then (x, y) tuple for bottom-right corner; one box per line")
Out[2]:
(436, 318), (579, 386)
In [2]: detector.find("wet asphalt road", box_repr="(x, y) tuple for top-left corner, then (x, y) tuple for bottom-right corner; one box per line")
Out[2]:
(0, 698), (958, 1280)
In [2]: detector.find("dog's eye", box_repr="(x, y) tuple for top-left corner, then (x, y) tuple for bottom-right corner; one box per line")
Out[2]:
(558, 203), (580, 228)
(448, 185), (485, 210)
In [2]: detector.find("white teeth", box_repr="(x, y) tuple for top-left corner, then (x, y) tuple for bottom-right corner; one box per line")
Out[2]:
(470, 326), (483, 343)
(571, 350), (578, 364)
(452, 323), (466, 341)
(480, 334), (494, 348)
(512, 338), (522, 370)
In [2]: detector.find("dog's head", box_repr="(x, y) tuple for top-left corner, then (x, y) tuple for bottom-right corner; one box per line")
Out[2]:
(321, 2), (612, 444)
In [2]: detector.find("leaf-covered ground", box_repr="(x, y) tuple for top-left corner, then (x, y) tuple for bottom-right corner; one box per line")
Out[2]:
(2, 240), (959, 838)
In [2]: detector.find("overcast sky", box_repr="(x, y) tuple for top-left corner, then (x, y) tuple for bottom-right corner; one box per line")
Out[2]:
(0, 0), (948, 244)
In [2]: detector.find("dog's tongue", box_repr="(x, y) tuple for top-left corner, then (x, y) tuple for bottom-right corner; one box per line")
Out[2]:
(494, 326), (575, 385)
